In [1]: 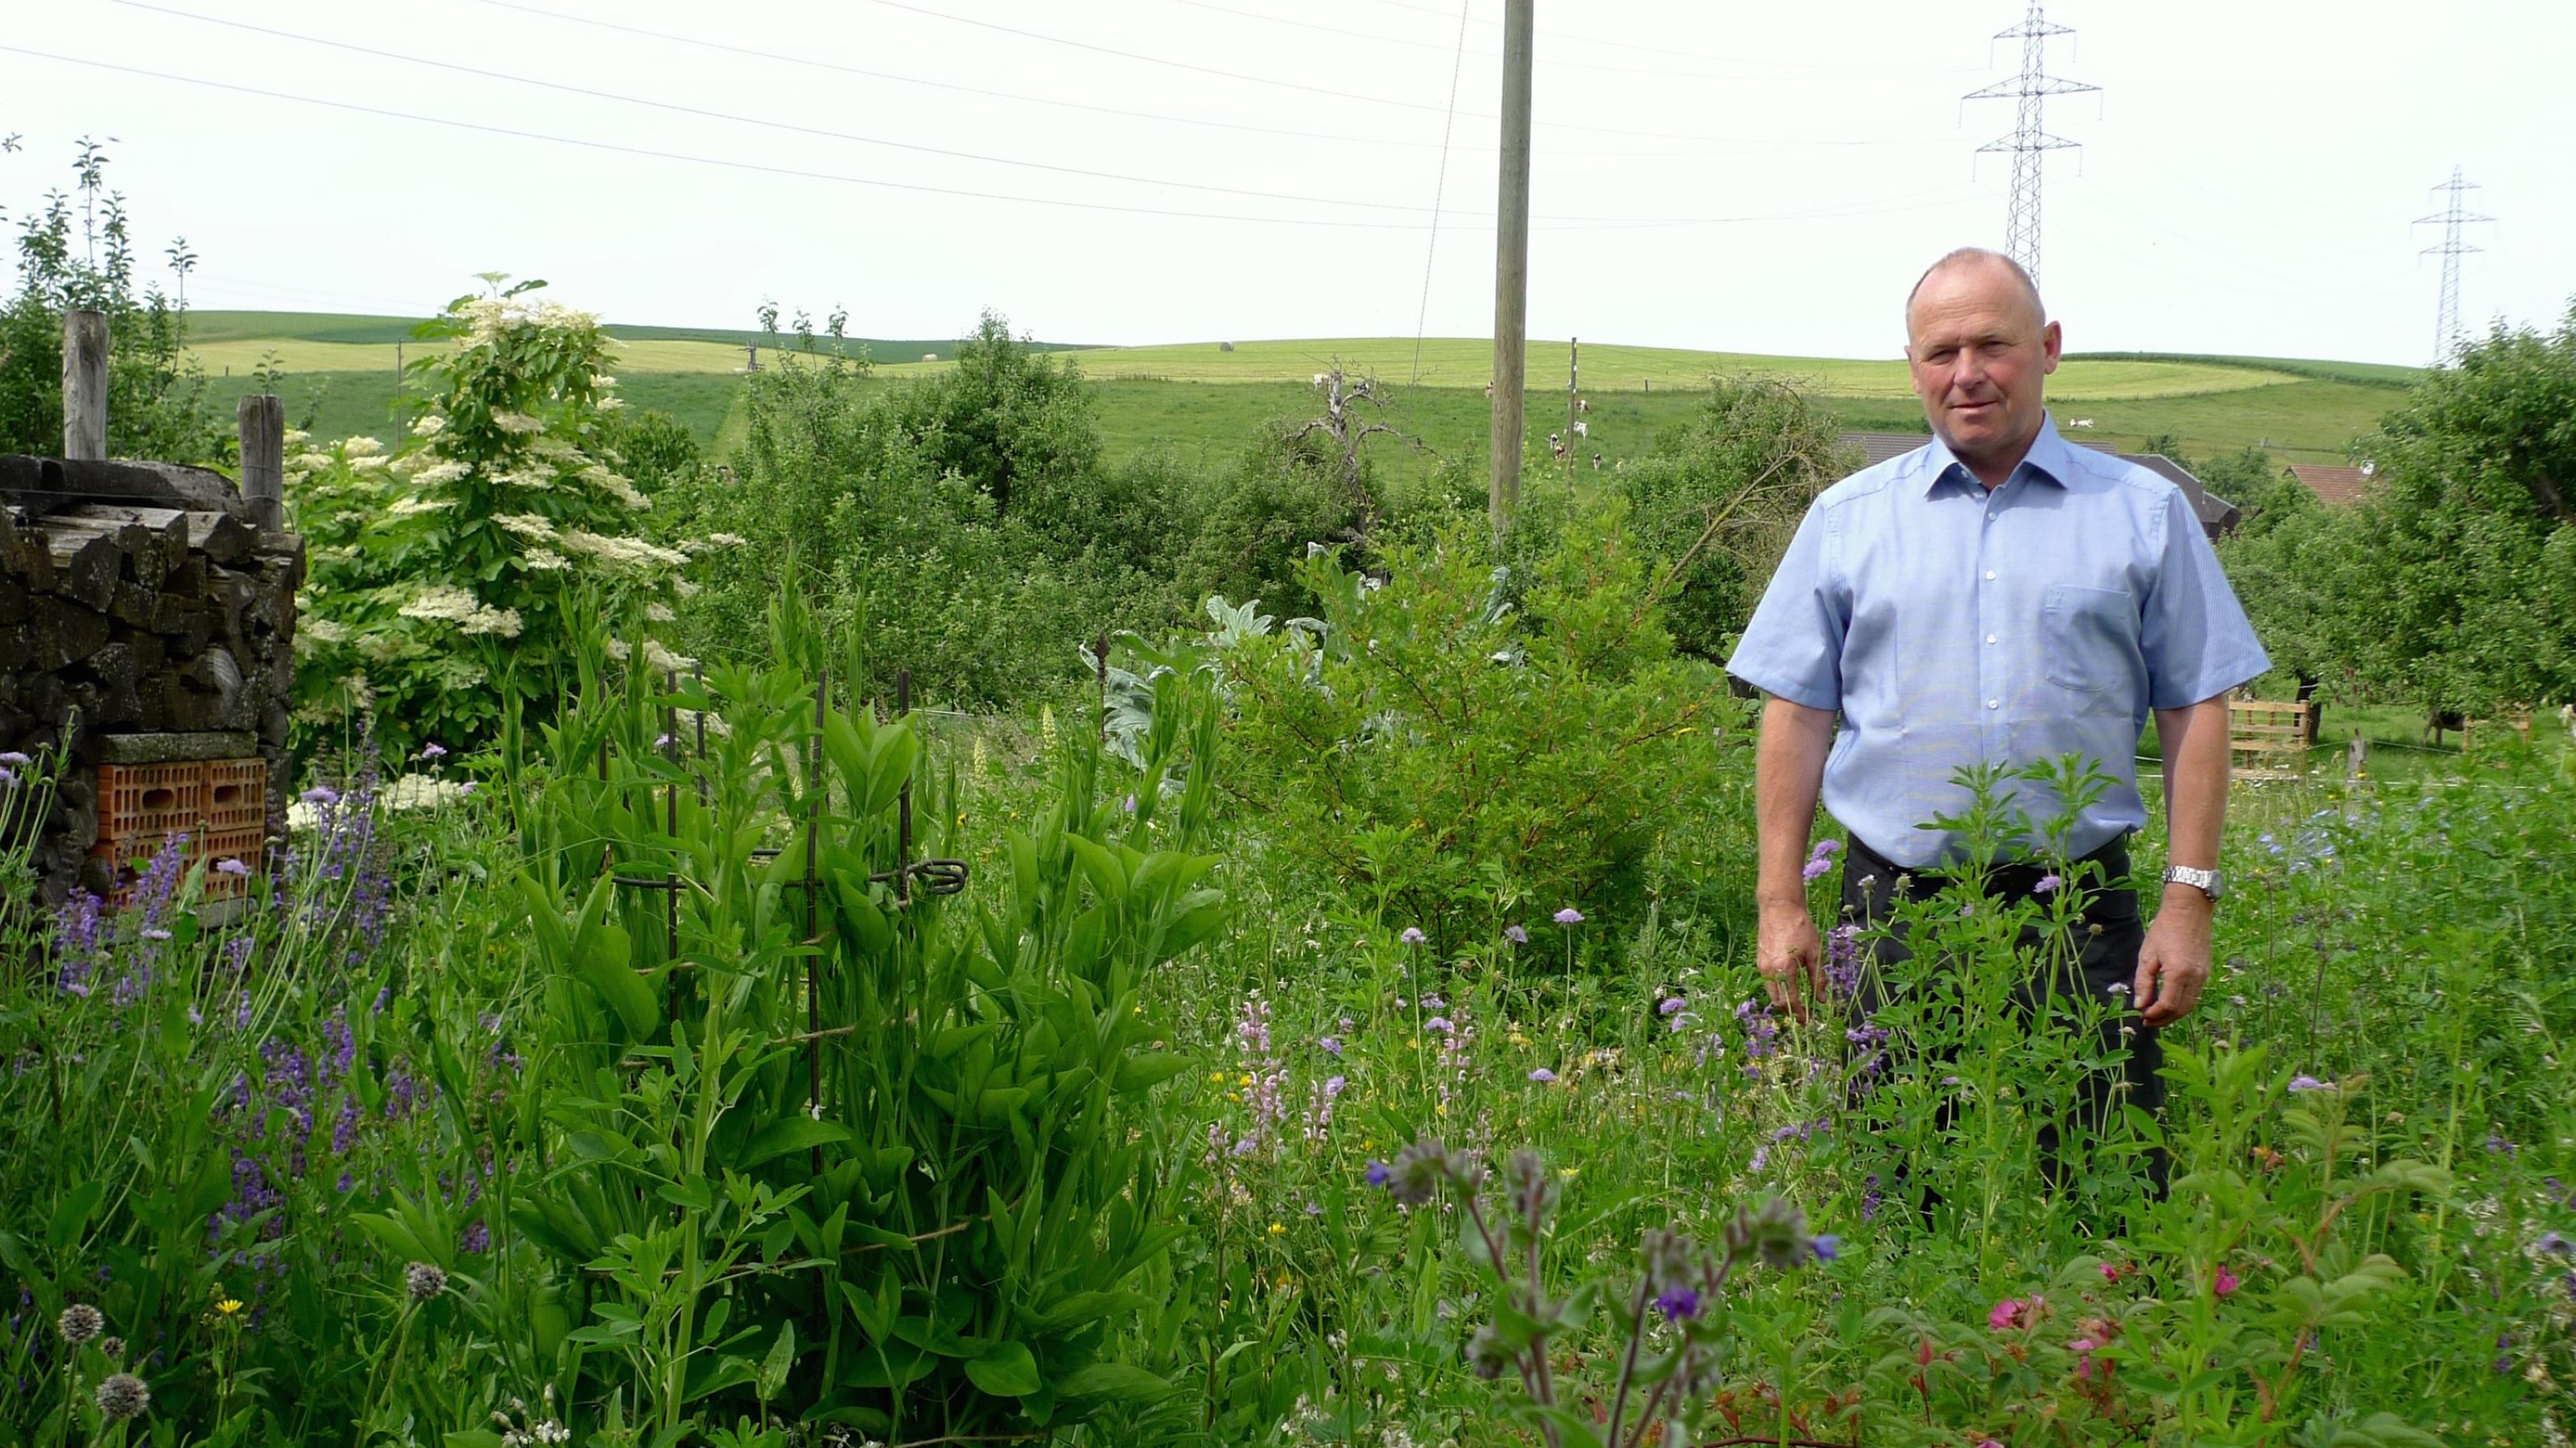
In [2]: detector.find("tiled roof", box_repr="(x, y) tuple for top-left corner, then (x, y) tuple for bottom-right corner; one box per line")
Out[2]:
(1834, 432), (2241, 538)
(2285, 464), (2375, 506)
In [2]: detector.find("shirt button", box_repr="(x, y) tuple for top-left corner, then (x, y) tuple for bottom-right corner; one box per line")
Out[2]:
(1986, 633), (1998, 645)
(1984, 570), (1996, 580)
(1987, 699), (2000, 710)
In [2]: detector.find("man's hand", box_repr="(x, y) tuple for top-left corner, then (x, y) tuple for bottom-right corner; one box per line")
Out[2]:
(2133, 891), (2212, 1026)
(1757, 901), (1825, 1022)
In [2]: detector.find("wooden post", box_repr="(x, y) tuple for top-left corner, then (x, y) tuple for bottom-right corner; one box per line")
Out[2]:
(237, 394), (286, 531)
(1567, 335), (1579, 435)
(63, 308), (109, 460)
(1487, 0), (1534, 548)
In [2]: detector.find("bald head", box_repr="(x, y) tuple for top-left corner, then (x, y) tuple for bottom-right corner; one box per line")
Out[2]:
(1905, 247), (2045, 336)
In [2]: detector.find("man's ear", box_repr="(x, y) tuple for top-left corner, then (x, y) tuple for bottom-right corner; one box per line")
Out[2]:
(2041, 320), (2062, 374)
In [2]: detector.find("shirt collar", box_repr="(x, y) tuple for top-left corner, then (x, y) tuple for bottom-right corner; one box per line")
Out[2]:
(1920, 412), (2073, 496)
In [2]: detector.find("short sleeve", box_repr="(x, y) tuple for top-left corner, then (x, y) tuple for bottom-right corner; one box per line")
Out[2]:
(2140, 489), (2270, 708)
(1726, 501), (1847, 710)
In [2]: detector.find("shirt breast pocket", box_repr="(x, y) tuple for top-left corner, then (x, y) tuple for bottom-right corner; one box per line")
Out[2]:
(2042, 584), (2138, 696)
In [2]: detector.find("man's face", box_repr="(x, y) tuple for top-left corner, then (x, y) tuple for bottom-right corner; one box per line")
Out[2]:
(1905, 262), (2061, 464)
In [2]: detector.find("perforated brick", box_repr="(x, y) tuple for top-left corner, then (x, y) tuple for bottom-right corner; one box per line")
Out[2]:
(97, 761), (208, 840)
(204, 758), (267, 831)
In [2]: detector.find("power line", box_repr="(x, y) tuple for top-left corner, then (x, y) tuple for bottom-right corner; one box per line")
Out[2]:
(845, 0), (1893, 147)
(1353, 0), (1983, 77)
(0, 43), (1987, 234)
(109, 1), (1946, 228)
(1411, 0), (1473, 386)
(460, 0), (1950, 158)
(1962, 1), (2097, 288)
(1159, 0), (1872, 84)
(2414, 166), (2492, 364)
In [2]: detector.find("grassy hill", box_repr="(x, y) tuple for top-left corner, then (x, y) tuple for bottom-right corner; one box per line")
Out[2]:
(183, 313), (2403, 476)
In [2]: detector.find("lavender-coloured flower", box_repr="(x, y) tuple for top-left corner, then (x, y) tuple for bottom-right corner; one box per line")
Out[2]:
(1810, 1234), (1841, 1262)
(1423, 1017), (1454, 1034)
(1318, 1036), (1342, 1056)
(1653, 1286), (1702, 1320)
(418, 742), (448, 759)
(214, 857), (252, 877)
(2288, 1075), (2331, 1092)
(1399, 926), (1426, 945)
(1504, 924), (1528, 944)
(299, 785), (341, 806)
(2536, 1231), (2572, 1256)
(1659, 996), (1688, 1016)
(96, 1372), (150, 1422)
(405, 1261), (448, 1300)
(2033, 873), (2062, 895)
(0, 750), (30, 765)
(1364, 1160), (1391, 1188)
(1553, 907), (1583, 925)
(57, 1303), (104, 1344)
(1801, 856), (1831, 882)
(1527, 1067), (1556, 1083)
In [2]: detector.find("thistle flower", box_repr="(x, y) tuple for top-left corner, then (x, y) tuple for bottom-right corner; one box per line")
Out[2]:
(96, 1373), (150, 1422)
(57, 1303), (104, 1344)
(405, 1260), (448, 1300)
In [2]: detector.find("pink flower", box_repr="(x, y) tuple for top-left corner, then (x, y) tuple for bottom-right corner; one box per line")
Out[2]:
(2069, 1335), (2098, 1380)
(2099, 1260), (2124, 1284)
(1988, 1297), (2029, 1331)
(2214, 1264), (2240, 1297)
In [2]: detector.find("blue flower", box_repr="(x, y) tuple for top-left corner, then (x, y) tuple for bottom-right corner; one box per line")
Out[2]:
(1554, 908), (1584, 925)
(1400, 926), (1426, 945)
(1527, 1068), (1556, 1083)
(1505, 925), (1529, 944)
(1653, 1287), (1701, 1320)
(1365, 1160), (1392, 1188)
(1810, 1234), (1841, 1262)
(2288, 1075), (2330, 1092)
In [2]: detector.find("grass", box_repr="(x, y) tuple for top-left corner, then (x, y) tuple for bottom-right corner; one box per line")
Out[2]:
(188, 314), (2409, 478)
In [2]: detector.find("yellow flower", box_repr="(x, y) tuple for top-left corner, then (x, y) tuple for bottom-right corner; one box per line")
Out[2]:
(1509, 1032), (1532, 1048)
(1209, 1071), (1226, 1082)
(1239, 1073), (1254, 1087)
(1267, 1222), (1286, 1236)
(1558, 1168), (1579, 1180)
(213, 1297), (244, 1318)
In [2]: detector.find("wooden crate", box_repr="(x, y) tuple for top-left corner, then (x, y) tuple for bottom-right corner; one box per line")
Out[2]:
(2228, 700), (2312, 782)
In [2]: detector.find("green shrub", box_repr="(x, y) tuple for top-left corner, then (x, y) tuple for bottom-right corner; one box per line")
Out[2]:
(1217, 505), (1740, 954)
(291, 279), (700, 757)
(1612, 375), (1852, 659)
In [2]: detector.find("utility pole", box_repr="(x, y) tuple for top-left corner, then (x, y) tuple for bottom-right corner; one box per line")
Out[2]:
(1488, 0), (1534, 547)
(1963, 2), (2096, 289)
(2415, 165), (2491, 365)
(1566, 335), (1579, 434)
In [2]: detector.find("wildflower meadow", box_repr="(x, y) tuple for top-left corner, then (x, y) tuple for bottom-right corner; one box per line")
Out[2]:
(1, 241), (2572, 1446)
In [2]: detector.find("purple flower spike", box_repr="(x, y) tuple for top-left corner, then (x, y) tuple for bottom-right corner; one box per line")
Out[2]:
(1653, 1287), (1701, 1321)
(1527, 1068), (1556, 1083)
(1399, 926), (1426, 945)
(1553, 908), (1583, 925)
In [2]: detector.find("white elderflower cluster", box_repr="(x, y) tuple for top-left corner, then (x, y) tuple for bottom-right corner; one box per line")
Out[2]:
(388, 493), (452, 520)
(582, 465), (650, 510)
(290, 450), (336, 474)
(299, 617), (349, 645)
(490, 410), (543, 435)
(699, 532), (748, 550)
(413, 459), (469, 488)
(399, 585), (483, 622)
(357, 630), (407, 662)
(493, 513), (557, 542)
(561, 530), (688, 570)
(517, 548), (570, 571)
(489, 464), (554, 491)
(342, 435), (385, 458)
(604, 637), (696, 673)
(643, 602), (674, 623)
(411, 412), (446, 439)
(283, 428), (312, 448)
(458, 605), (523, 638)
(347, 454), (390, 472)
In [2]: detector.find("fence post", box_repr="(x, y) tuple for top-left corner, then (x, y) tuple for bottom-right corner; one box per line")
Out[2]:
(63, 308), (109, 460)
(237, 394), (287, 530)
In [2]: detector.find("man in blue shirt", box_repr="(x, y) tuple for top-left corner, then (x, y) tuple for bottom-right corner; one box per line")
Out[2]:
(1728, 249), (2268, 1174)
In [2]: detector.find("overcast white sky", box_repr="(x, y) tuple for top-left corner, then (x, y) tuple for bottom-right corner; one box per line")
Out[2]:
(5, 0), (2570, 365)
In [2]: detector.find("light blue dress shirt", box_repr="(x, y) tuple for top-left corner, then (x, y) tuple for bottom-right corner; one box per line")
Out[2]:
(1726, 414), (2269, 868)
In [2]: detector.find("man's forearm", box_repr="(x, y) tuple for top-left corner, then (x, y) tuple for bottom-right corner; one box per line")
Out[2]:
(1755, 696), (1837, 908)
(2153, 695), (2232, 902)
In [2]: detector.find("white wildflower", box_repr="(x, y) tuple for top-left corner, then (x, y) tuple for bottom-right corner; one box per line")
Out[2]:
(399, 585), (483, 623)
(414, 460), (469, 488)
(592, 374), (617, 389)
(299, 617), (350, 646)
(342, 435), (384, 458)
(347, 455), (390, 472)
(493, 513), (557, 542)
(518, 548), (570, 572)
(642, 639), (695, 673)
(490, 410), (543, 435)
(388, 493), (452, 519)
(644, 602), (674, 623)
(597, 395), (624, 412)
(701, 532), (748, 548)
(357, 630), (406, 662)
(460, 605), (524, 638)
(410, 413), (446, 439)
(491, 465), (554, 491)
(560, 530), (688, 570)
(291, 451), (336, 472)
(283, 427), (312, 447)
(672, 578), (700, 598)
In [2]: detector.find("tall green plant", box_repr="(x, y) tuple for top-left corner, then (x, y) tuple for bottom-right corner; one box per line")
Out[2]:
(293, 278), (704, 756)
(502, 598), (1216, 1441)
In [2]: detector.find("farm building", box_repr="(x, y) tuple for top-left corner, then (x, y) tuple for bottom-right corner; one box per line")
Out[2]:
(1, 312), (300, 910)
(2285, 463), (2377, 506)
(1838, 431), (2242, 539)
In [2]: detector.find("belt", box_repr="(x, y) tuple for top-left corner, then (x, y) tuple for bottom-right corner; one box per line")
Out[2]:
(1843, 831), (2132, 902)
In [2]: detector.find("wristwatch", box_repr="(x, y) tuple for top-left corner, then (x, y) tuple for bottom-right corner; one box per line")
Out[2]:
(2161, 864), (2223, 903)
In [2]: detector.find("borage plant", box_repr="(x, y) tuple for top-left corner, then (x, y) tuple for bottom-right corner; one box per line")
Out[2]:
(1368, 1137), (1836, 1448)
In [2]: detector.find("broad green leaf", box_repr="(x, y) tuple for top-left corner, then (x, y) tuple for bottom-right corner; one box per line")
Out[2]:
(739, 1116), (852, 1170)
(46, 1180), (105, 1252)
(1052, 1362), (1174, 1404)
(964, 1339), (1042, 1397)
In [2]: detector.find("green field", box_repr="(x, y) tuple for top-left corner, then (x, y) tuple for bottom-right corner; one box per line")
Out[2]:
(187, 316), (2405, 476)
